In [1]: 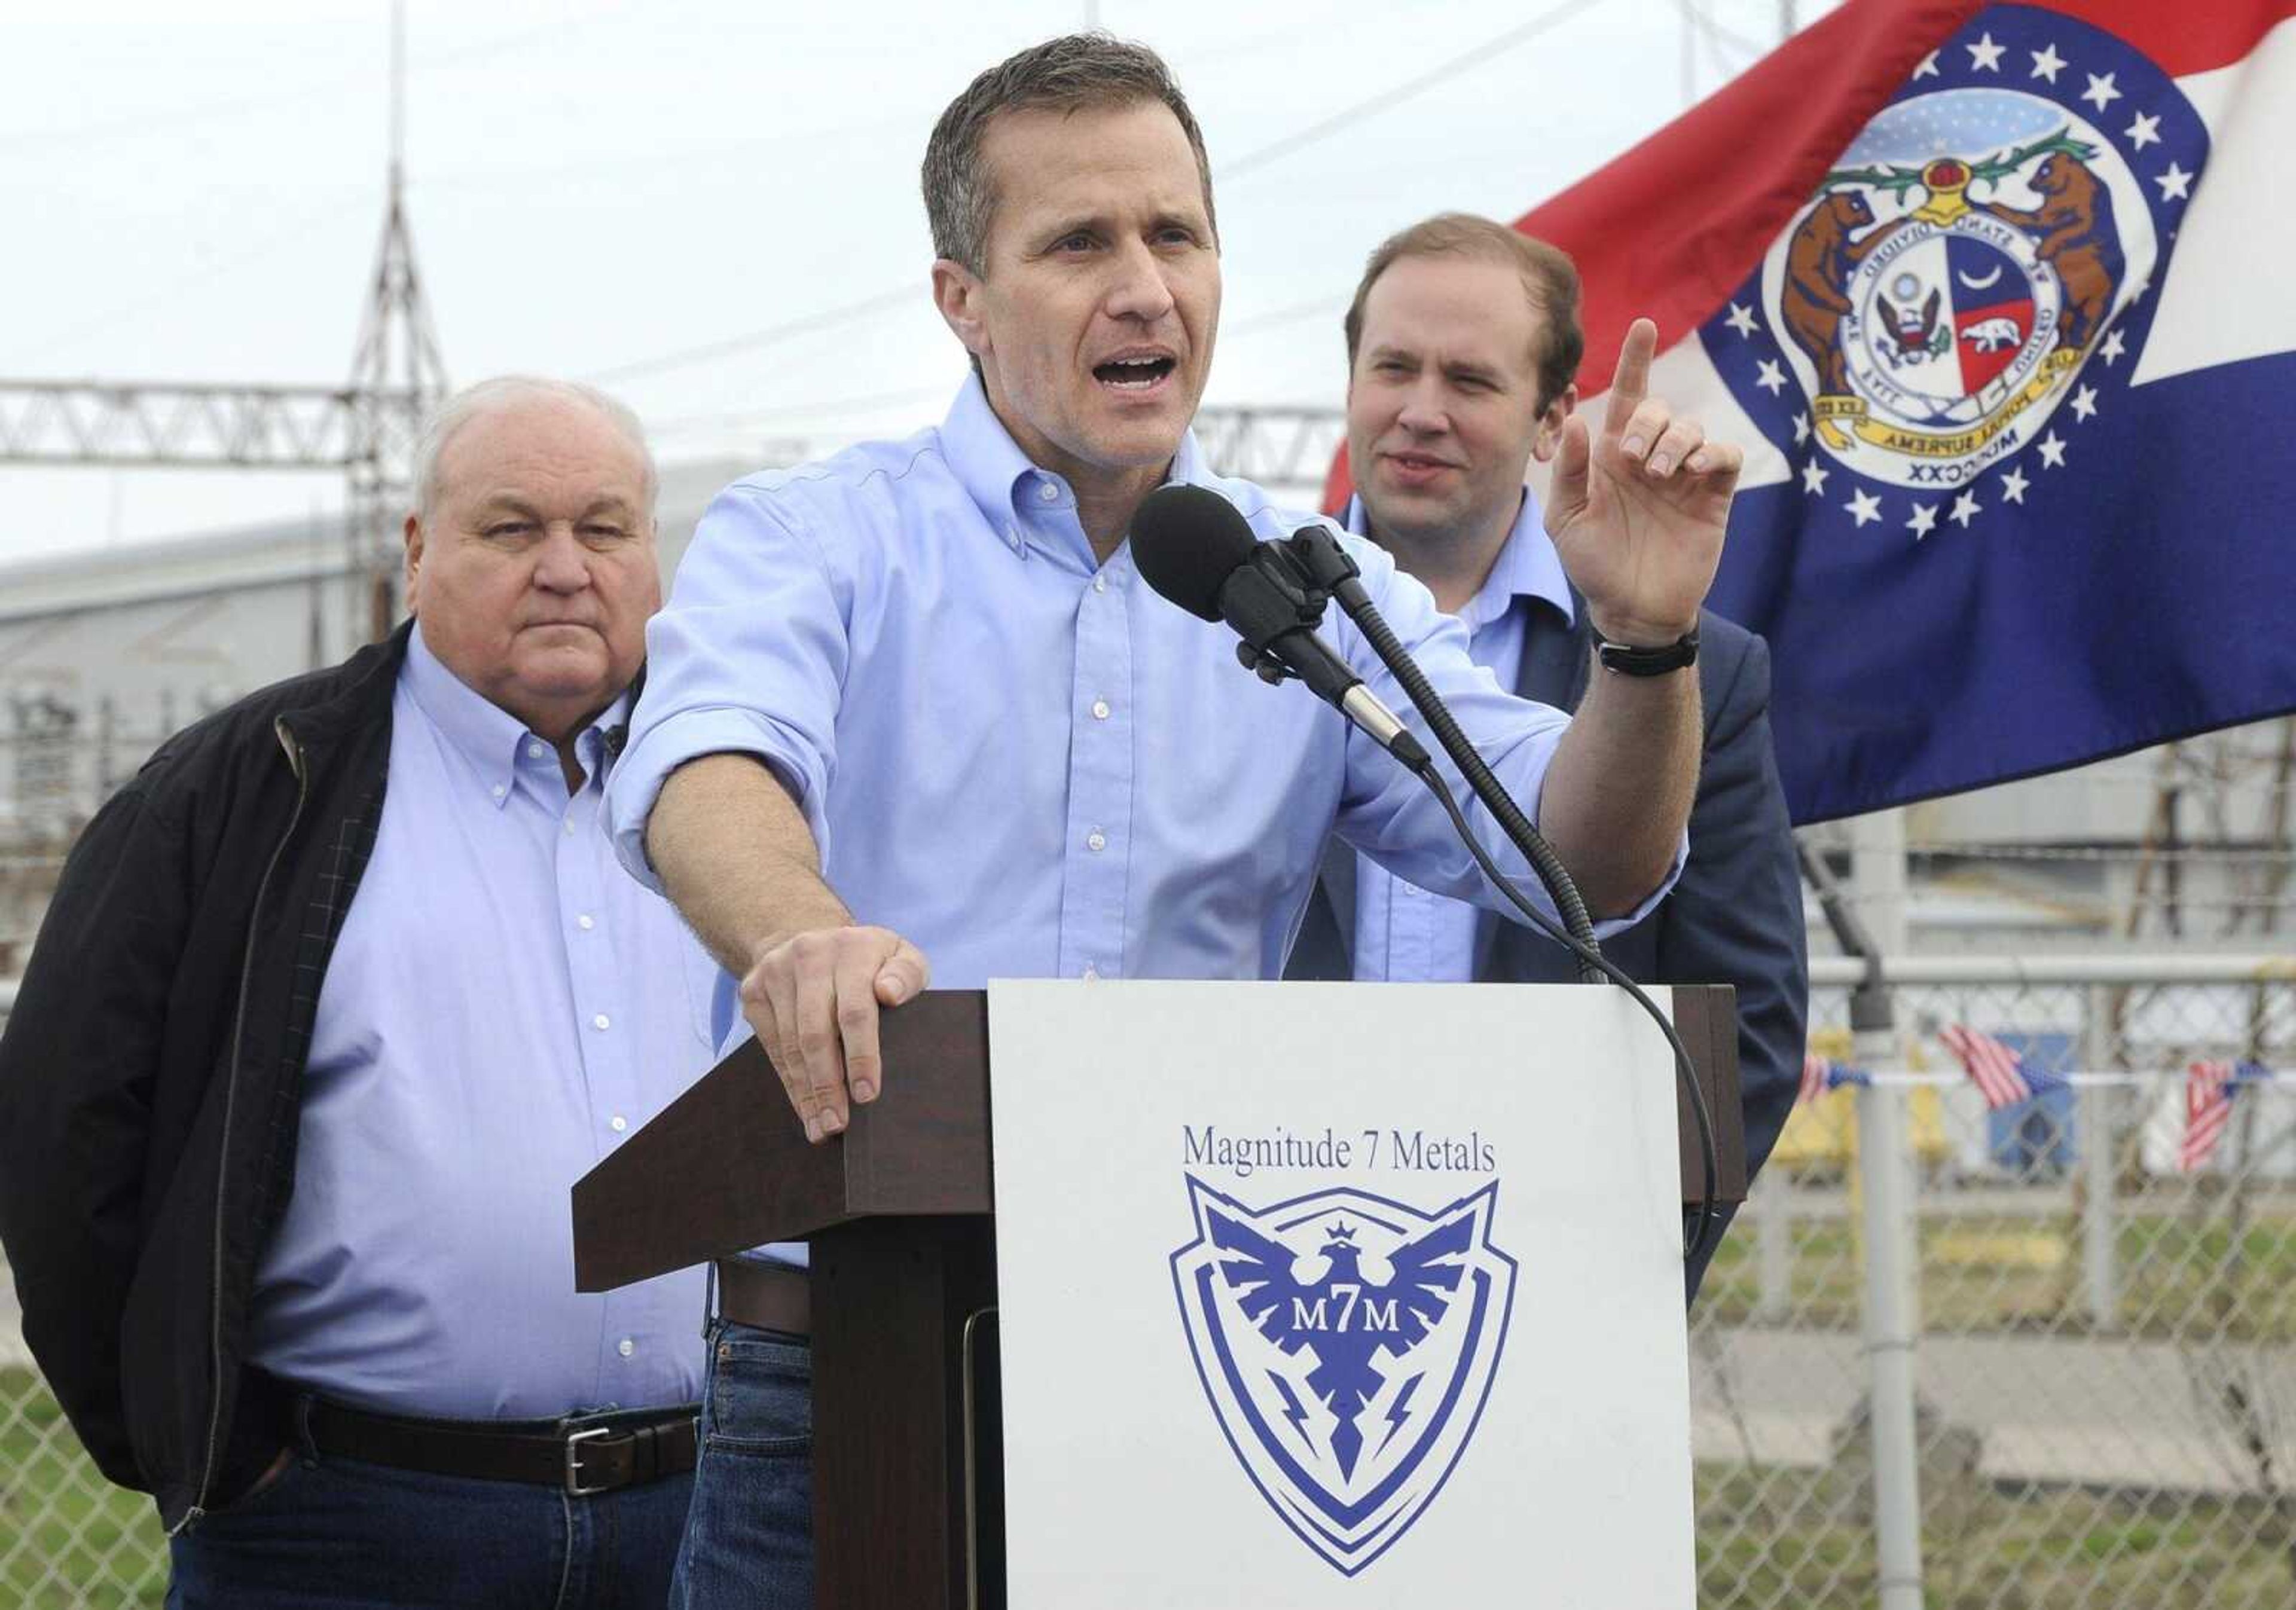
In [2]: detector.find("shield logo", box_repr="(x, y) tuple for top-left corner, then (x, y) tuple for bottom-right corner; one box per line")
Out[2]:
(1170, 1177), (1518, 1577)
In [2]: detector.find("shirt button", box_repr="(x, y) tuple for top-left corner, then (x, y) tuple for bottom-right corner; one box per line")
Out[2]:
(526, 740), (548, 760)
(617, 1338), (635, 1358)
(577, 914), (596, 931)
(1092, 574), (1108, 594)
(1038, 482), (1061, 503)
(592, 1013), (611, 1031)
(563, 820), (576, 836)
(610, 1114), (628, 1133)
(1086, 829), (1107, 853)
(1091, 699), (1111, 720)
(490, 784), (506, 801)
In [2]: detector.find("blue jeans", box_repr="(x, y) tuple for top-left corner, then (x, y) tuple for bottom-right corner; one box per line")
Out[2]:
(668, 1319), (814, 1608)
(167, 1423), (694, 1608)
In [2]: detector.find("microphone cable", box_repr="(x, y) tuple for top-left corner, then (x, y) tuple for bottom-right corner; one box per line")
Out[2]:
(1280, 524), (1717, 1261)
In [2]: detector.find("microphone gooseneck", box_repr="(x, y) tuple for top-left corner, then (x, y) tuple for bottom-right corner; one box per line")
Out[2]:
(1128, 486), (1718, 1261)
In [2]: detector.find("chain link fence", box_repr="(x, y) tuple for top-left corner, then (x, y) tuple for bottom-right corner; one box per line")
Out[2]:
(6, 960), (2296, 1603)
(1694, 955), (2296, 1608)
(0, 983), (169, 1606)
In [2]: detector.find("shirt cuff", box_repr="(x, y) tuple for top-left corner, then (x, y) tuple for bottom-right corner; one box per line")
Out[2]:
(607, 707), (829, 893)
(1584, 826), (1690, 939)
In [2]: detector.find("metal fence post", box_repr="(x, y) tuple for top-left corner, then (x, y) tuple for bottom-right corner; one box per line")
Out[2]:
(1755, 1171), (1793, 1322)
(1849, 812), (1924, 1610)
(2081, 983), (2120, 1331)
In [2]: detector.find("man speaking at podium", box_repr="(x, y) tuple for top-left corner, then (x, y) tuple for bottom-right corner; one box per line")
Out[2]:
(1284, 215), (1808, 1302)
(607, 33), (1741, 1602)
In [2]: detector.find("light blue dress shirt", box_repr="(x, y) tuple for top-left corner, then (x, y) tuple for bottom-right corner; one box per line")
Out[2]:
(610, 378), (1674, 1001)
(246, 624), (718, 1419)
(1346, 491), (1577, 983)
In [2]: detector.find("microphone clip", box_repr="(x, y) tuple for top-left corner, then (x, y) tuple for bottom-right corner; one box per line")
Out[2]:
(1223, 543), (1336, 688)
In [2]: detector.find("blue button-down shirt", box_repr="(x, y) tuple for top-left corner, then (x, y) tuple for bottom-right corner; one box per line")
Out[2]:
(609, 377), (1674, 998)
(1346, 491), (1577, 982)
(246, 625), (718, 1419)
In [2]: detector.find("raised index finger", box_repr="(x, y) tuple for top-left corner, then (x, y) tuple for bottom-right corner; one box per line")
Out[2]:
(1604, 318), (1660, 439)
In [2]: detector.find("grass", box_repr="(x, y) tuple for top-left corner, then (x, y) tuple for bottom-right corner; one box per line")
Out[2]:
(1694, 1203), (2296, 1342)
(0, 1368), (165, 1608)
(1699, 1466), (2296, 1608)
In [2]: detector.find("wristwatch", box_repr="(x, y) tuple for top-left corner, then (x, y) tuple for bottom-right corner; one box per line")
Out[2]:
(1592, 625), (1700, 676)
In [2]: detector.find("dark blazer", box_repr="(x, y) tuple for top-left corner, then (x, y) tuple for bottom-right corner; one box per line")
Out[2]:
(1286, 592), (1808, 1300)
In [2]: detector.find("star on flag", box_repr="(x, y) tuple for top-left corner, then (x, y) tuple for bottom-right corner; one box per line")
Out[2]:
(1801, 459), (1831, 495)
(1913, 48), (1940, 79)
(2155, 162), (2194, 201)
(2071, 386), (2100, 421)
(2037, 432), (2068, 468)
(1949, 490), (1981, 528)
(1755, 359), (1787, 395)
(1999, 467), (2030, 505)
(2081, 71), (2122, 111)
(2029, 44), (2066, 83)
(2100, 329), (2127, 365)
(1966, 33), (2005, 72)
(1907, 502), (1938, 538)
(2125, 111), (2161, 150)
(1724, 302), (1758, 337)
(1845, 488), (1882, 527)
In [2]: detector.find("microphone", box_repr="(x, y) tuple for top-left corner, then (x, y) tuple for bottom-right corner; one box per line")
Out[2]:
(1131, 485), (1427, 769)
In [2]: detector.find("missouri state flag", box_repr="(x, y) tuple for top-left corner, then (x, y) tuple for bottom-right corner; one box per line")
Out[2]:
(1330, 1), (2296, 821)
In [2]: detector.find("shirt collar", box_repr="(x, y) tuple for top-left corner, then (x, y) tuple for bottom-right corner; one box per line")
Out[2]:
(404, 621), (631, 808)
(939, 372), (1207, 555)
(1344, 487), (1574, 631)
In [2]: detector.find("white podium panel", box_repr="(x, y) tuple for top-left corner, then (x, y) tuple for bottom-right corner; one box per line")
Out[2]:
(987, 979), (1694, 1608)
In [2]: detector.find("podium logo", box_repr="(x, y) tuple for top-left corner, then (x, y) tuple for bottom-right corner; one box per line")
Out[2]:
(1169, 1178), (1517, 1576)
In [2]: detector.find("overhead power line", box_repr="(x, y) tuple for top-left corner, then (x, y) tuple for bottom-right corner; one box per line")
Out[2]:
(581, 3), (1600, 388)
(582, 286), (917, 385)
(1222, 0), (1608, 179)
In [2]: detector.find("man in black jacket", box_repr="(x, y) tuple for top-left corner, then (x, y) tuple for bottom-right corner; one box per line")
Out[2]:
(0, 377), (726, 1606)
(1285, 215), (1808, 1300)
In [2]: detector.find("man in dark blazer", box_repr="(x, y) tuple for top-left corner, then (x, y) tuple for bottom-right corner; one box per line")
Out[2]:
(1286, 214), (1807, 1299)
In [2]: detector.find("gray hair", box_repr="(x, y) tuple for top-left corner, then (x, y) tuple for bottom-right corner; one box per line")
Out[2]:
(921, 32), (1217, 277)
(412, 375), (658, 523)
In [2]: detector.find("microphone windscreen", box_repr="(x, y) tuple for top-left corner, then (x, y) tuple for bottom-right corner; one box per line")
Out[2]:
(1129, 484), (1259, 622)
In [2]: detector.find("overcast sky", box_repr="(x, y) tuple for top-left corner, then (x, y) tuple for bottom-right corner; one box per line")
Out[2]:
(1, 0), (1835, 560)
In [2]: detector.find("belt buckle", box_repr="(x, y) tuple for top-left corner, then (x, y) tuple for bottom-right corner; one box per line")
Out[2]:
(563, 1423), (621, 1496)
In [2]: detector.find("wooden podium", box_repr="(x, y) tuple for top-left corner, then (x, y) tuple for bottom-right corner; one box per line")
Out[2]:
(572, 986), (1745, 1607)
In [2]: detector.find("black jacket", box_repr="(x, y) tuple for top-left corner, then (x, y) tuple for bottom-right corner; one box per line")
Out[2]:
(1286, 600), (1808, 1300)
(0, 625), (408, 1530)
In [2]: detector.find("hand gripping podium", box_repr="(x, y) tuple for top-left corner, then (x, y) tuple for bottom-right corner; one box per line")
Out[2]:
(572, 984), (1744, 1608)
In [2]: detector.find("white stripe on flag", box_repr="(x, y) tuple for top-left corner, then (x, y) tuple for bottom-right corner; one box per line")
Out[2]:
(2134, 19), (2296, 387)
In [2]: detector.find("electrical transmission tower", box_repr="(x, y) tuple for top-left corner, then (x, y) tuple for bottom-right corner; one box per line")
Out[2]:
(0, 1), (445, 649)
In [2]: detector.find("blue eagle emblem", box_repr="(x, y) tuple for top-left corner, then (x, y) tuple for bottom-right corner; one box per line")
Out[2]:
(1170, 1178), (1516, 1577)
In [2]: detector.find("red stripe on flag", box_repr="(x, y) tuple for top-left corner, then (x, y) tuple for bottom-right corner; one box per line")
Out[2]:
(1517, 0), (1980, 397)
(2182, 1061), (2236, 1172)
(1941, 1023), (2031, 1110)
(2037, 0), (2296, 79)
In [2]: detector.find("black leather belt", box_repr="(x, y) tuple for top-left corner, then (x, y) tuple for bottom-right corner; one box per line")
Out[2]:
(715, 1257), (812, 1338)
(302, 1397), (700, 1496)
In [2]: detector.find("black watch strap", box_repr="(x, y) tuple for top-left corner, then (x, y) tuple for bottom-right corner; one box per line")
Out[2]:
(1593, 625), (1700, 676)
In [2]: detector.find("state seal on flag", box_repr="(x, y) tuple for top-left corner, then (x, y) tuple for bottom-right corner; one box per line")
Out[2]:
(1702, 7), (2210, 540)
(1769, 86), (2145, 490)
